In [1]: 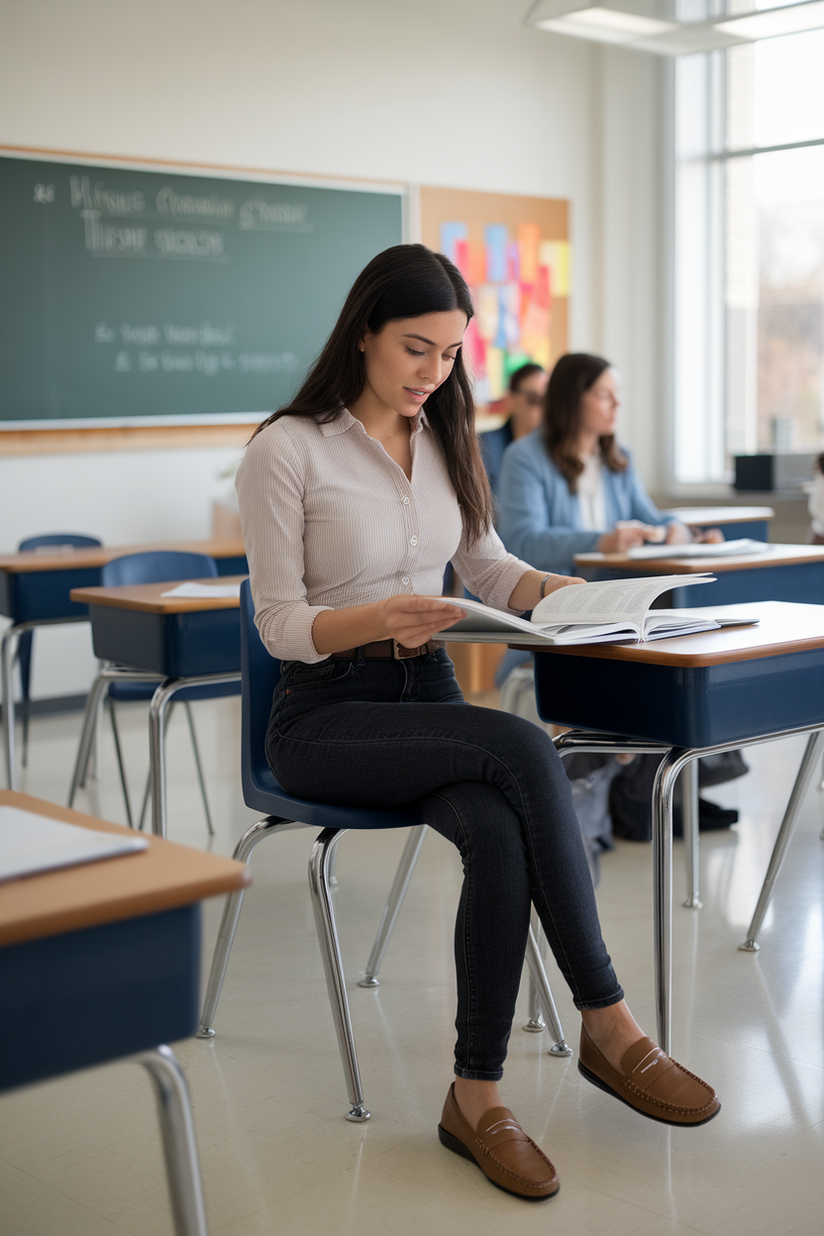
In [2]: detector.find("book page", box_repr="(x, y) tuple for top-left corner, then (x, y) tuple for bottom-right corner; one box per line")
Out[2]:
(531, 573), (715, 628)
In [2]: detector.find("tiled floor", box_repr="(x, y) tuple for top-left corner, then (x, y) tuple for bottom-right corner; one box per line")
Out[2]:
(2, 692), (823, 1235)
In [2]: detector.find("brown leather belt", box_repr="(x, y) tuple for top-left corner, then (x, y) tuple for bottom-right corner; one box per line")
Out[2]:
(330, 639), (444, 661)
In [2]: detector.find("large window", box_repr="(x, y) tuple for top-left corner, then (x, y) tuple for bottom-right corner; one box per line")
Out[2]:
(673, 28), (824, 484)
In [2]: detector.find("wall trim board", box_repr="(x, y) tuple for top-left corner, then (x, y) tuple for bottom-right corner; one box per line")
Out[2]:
(0, 145), (408, 194)
(0, 422), (254, 456)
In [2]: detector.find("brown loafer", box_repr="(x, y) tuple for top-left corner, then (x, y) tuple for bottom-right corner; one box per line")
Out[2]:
(438, 1083), (559, 1200)
(578, 1024), (720, 1126)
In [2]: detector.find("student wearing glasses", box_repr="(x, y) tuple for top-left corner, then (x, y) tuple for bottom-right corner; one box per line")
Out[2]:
(479, 362), (546, 494)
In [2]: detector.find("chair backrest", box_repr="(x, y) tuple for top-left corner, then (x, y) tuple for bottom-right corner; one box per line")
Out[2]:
(240, 579), (281, 802)
(18, 533), (102, 552)
(102, 550), (218, 587)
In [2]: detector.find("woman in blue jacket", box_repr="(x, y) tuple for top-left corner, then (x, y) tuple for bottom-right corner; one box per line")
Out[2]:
(498, 353), (694, 575)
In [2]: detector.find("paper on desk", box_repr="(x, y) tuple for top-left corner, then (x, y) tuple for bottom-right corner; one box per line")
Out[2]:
(0, 806), (147, 883)
(160, 582), (242, 598)
(627, 539), (770, 560)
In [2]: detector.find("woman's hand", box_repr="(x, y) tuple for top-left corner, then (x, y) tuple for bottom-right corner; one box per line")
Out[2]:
(507, 569), (584, 613)
(694, 527), (724, 544)
(598, 521), (660, 553)
(665, 522), (693, 545)
(379, 594), (467, 649)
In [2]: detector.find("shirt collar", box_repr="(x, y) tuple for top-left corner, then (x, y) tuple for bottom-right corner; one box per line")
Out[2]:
(319, 408), (429, 437)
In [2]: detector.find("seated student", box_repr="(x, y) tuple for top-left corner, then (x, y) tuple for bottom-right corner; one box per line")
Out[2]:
(497, 353), (720, 576)
(479, 362), (547, 494)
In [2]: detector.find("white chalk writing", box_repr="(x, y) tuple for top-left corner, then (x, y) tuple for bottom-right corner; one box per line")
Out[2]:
(156, 186), (234, 220)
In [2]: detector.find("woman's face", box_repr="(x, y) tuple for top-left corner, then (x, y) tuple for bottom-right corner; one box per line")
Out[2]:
(359, 310), (468, 419)
(579, 367), (620, 439)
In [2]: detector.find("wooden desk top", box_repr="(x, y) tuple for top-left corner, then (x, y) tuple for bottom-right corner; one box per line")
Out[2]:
(70, 576), (245, 614)
(528, 601), (824, 667)
(0, 537), (245, 574)
(0, 791), (250, 948)
(664, 505), (774, 525)
(574, 543), (824, 575)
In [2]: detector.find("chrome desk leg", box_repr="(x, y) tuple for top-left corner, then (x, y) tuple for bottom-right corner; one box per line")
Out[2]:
(308, 827), (370, 1122)
(137, 1046), (208, 1236)
(149, 674), (240, 839)
(197, 817), (305, 1039)
(358, 824), (427, 988)
(682, 759), (702, 909)
(652, 748), (691, 1056)
(740, 729), (824, 952)
(1, 623), (19, 790)
(524, 923), (571, 1056)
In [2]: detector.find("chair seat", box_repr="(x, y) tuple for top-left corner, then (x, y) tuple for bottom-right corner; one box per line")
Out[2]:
(243, 761), (417, 830)
(107, 679), (241, 703)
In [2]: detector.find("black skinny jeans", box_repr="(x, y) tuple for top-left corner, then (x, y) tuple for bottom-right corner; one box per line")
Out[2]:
(267, 647), (623, 1081)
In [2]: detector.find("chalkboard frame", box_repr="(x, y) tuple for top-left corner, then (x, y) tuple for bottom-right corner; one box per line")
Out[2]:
(0, 146), (409, 448)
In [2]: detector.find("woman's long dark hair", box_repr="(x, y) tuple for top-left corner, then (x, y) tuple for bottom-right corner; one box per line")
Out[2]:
(543, 352), (628, 491)
(253, 243), (492, 542)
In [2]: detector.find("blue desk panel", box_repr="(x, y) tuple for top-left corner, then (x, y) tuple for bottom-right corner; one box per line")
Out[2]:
(0, 566), (101, 623)
(0, 904), (200, 1091)
(88, 605), (241, 678)
(215, 555), (248, 576)
(669, 562), (824, 607)
(534, 645), (824, 748)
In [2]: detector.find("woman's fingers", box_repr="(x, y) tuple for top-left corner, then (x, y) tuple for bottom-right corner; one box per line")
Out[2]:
(382, 594), (466, 646)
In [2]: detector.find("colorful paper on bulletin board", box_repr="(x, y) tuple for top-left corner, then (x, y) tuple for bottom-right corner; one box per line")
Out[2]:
(506, 240), (520, 282)
(539, 240), (570, 297)
(463, 316), (487, 377)
(501, 283), (522, 350)
(484, 225), (508, 283)
(475, 284), (500, 344)
(485, 346), (506, 401)
(440, 222), (468, 269)
(517, 223), (541, 284)
(534, 263), (551, 310)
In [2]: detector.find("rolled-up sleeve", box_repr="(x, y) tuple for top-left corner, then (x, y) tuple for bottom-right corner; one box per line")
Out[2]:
(235, 427), (333, 663)
(452, 525), (532, 614)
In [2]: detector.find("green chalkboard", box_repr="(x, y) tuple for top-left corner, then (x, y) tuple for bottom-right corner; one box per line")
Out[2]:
(0, 155), (403, 425)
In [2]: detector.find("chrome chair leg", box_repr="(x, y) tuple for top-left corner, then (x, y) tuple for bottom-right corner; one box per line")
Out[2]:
(68, 669), (117, 806)
(108, 698), (134, 829)
(358, 824), (428, 988)
(1, 623), (19, 790)
(197, 817), (307, 1039)
(183, 701), (215, 837)
(136, 1045), (208, 1236)
(740, 729), (824, 952)
(651, 748), (687, 1057)
(524, 923), (572, 1056)
(682, 759), (702, 909)
(307, 827), (370, 1122)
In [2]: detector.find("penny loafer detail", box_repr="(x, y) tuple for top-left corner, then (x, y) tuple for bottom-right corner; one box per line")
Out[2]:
(578, 1025), (720, 1126)
(438, 1083), (560, 1200)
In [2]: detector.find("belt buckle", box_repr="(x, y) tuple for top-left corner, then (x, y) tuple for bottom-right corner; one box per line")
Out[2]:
(393, 640), (421, 660)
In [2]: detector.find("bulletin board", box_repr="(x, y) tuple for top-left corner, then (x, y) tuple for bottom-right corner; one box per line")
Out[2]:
(420, 186), (569, 408)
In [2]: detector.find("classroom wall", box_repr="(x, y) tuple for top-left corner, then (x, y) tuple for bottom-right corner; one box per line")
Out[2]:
(0, 0), (664, 700)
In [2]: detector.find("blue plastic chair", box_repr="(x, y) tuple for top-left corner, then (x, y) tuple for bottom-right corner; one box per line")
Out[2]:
(196, 581), (567, 1120)
(69, 551), (240, 834)
(15, 534), (103, 768)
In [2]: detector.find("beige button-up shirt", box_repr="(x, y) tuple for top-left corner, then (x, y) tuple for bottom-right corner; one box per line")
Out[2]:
(236, 408), (532, 662)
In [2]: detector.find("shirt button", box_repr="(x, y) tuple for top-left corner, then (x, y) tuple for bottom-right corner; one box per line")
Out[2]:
(410, 535), (418, 546)
(402, 496), (410, 505)
(402, 576), (410, 585)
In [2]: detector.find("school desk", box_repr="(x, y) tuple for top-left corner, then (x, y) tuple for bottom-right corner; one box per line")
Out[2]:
(573, 543), (824, 605)
(0, 789), (250, 1236)
(441, 602), (824, 1055)
(68, 577), (244, 839)
(0, 537), (247, 790)
(663, 505), (774, 542)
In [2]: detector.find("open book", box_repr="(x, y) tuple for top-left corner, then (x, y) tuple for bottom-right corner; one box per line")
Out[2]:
(434, 573), (719, 646)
